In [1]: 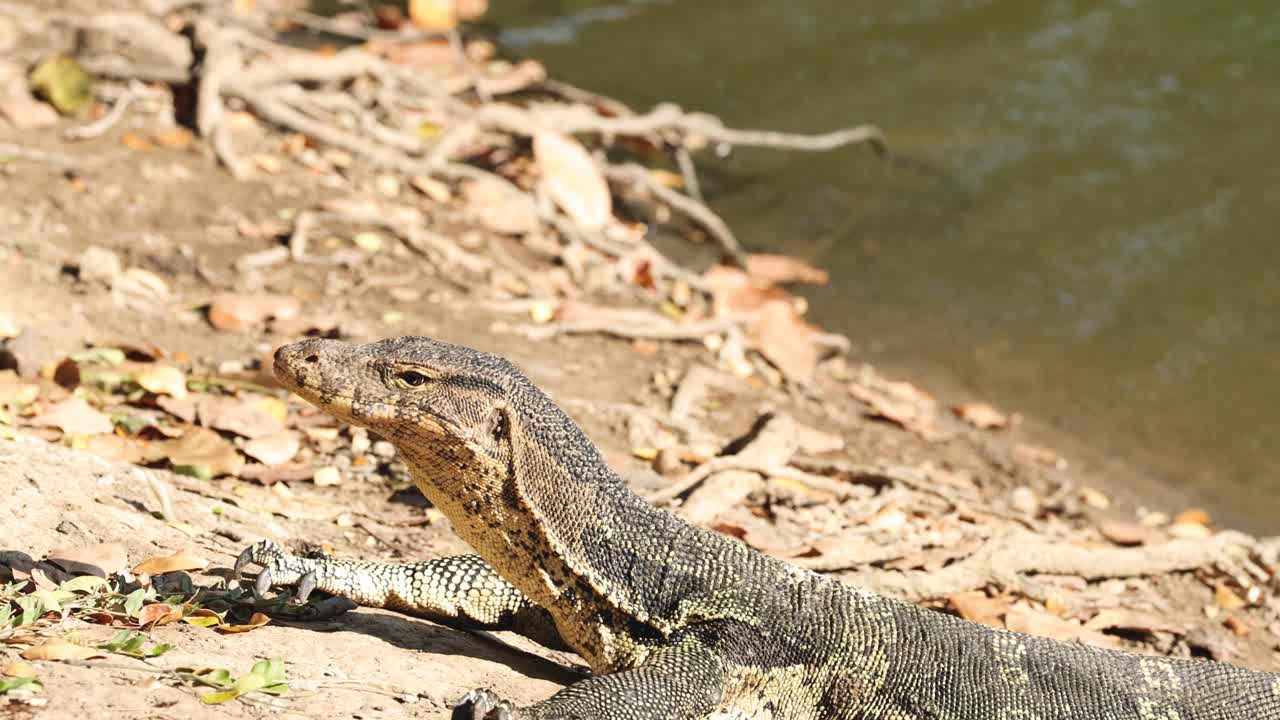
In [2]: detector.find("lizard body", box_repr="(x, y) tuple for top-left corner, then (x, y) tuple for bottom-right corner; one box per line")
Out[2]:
(240, 336), (1280, 719)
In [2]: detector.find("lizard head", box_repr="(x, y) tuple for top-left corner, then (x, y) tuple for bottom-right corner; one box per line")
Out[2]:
(272, 337), (518, 490)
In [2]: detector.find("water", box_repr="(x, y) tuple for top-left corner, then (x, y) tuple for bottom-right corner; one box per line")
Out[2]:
(482, 0), (1280, 531)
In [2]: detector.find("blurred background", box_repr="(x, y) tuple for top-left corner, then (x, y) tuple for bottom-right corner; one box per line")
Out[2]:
(483, 0), (1280, 531)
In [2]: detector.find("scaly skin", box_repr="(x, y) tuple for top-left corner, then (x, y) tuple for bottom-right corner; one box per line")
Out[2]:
(240, 336), (1280, 719)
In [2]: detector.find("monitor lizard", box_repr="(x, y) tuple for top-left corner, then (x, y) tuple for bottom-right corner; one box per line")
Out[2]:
(236, 336), (1280, 719)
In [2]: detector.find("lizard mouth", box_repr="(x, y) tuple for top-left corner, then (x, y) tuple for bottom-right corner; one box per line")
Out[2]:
(272, 338), (465, 441)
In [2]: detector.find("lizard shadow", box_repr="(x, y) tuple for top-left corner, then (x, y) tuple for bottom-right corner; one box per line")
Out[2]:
(273, 607), (587, 686)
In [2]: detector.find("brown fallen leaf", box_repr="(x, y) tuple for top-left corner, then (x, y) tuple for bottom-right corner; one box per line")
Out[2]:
(197, 395), (285, 439)
(534, 131), (612, 231)
(154, 427), (244, 477)
(31, 396), (114, 435)
(214, 612), (271, 634)
(1223, 615), (1251, 637)
(238, 462), (314, 485)
(207, 292), (301, 332)
(1214, 584), (1247, 611)
(1013, 444), (1061, 467)
(132, 550), (209, 575)
(243, 431), (300, 466)
(952, 402), (1009, 430)
(46, 543), (128, 577)
(1084, 609), (1184, 636)
(134, 364), (188, 400)
(948, 591), (1009, 629)
(749, 300), (819, 383)
(2, 662), (37, 678)
(1005, 607), (1122, 650)
(460, 177), (539, 235)
(849, 371), (947, 441)
(21, 638), (108, 662)
(744, 254), (829, 285)
(136, 603), (182, 627)
(1098, 521), (1165, 547)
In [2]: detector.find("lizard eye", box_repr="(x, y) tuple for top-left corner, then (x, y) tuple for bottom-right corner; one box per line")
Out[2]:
(397, 370), (429, 387)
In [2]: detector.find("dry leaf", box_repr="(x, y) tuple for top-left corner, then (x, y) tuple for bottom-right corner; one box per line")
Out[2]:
(1084, 609), (1184, 636)
(132, 550), (209, 575)
(408, 0), (457, 30)
(243, 431), (300, 466)
(1014, 444), (1061, 467)
(2, 662), (37, 678)
(533, 131), (611, 231)
(744, 254), (829, 285)
(197, 395), (285, 439)
(952, 402), (1009, 430)
(1098, 521), (1164, 547)
(21, 638), (107, 662)
(1005, 607), (1121, 650)
(1214, 584), (1246, 611)
(460, 178), (539, 235)
(214, 612), (271, 634)
(155, 427), (244, 477)
(207, 293), (300, 332)
(136, 603), (182, 627)
(749, 301), (818, 383)
(46, 543), (128, 577)
(1174, 508), (1211, 526)
(849, 371), (947, 441)
(134, 364), (187, 399)
(948, 591), (1008, 629)
(1223, 616), (1250, 637)
(32, 396), (113, 435)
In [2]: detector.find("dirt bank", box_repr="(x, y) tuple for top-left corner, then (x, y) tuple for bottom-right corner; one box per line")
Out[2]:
(0, 1), (1276, 717)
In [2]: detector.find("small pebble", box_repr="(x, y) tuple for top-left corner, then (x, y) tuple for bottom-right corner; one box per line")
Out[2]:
(372, 441), (396, 459)
(1009, 486), (1039, 515)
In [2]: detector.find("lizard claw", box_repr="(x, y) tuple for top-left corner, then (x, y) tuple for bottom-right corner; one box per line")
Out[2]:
(453, 688), (517, 720)
(296, 570), (317, 603)
(234, 540), (309, 599)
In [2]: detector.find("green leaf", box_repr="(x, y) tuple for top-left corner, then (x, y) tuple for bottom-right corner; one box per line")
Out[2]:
(111, 414), (151, 435)
(199, 689), (241, 705)
(197, 669), (233, 688)
(171, 464), (213, 481)
(0, 604), (12, 627)
(254, 658), (287, 687)
(231, 670), (268, 696)
(60, 575), (110, 594)
(123, 587), (146, 617)
(70, 347), (126, 366)
(29, 55), (93, 115)
(0, 676), (42, 694)
(28, 590), (75, 613)
(14, 596), (45, 626)
(97, 630), (175, 658)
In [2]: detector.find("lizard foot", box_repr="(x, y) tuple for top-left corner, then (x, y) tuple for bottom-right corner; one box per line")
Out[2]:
(453, 688), (517, 720)
(232, 539), (318, 601)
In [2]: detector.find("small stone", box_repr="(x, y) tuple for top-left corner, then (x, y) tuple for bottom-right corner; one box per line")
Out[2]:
(352, 231), (383, 253)
(0, 95), (58, 129)
(1009, 486), (1039, 515)
(1140, 511), (1169, 527)
(313, 466), (342, 486)
(374, 174), (400, 198)
(78, 246), (122, 284)
(349, 427), (371, 455)
(1078, 486), (1111, 510)
(653, 447), (684, 476)
(372, 441), (396, 460)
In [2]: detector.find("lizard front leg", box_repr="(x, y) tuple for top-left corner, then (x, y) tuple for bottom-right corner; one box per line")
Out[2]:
(453, 636), (726, 720)
(233, 540), (565, 649)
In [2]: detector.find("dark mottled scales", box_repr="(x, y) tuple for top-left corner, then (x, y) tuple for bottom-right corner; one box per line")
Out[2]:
(235, 336), (1280, 719)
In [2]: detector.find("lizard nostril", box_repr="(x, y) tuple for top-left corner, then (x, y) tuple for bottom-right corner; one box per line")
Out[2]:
(304, 354), (320, 364)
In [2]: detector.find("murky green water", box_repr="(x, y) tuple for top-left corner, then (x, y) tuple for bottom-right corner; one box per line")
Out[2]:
(487, 0), (1280, 531)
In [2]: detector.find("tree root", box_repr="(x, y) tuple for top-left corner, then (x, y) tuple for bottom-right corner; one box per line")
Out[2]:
(840, 532), (1240, 602)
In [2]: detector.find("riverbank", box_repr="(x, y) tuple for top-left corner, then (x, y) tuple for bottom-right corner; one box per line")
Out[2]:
(0, 2), (1276, 716)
